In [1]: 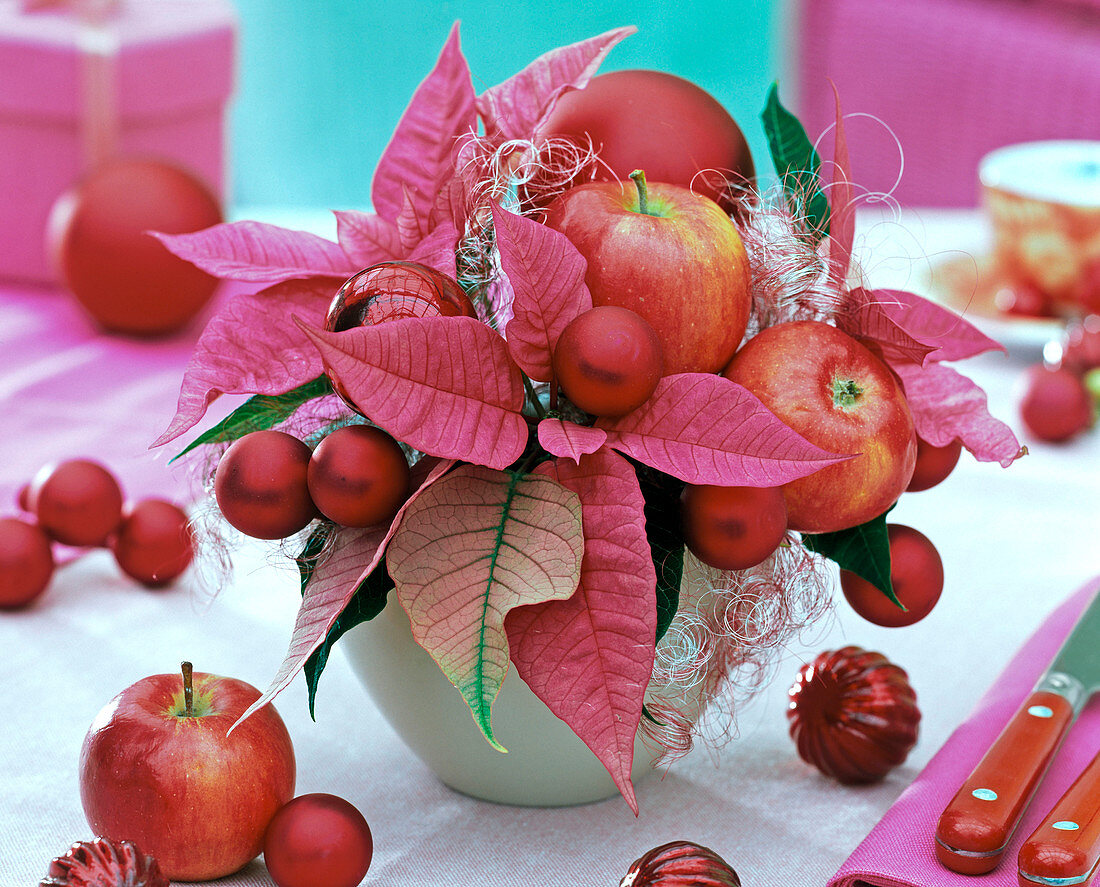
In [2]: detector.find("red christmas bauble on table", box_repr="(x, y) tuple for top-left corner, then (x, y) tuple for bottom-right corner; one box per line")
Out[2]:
(27, 458), (124, 548)
(40, 837), (168, 887)
(263, 793), (373, 887)
(0, 517), (55, 609)
(110, 499), (195, 588)
(48, 158), (223, 337)
(787, 645), (920, 784)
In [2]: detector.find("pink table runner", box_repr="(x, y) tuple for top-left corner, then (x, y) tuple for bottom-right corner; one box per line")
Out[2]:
(829, 575), (1100, 887)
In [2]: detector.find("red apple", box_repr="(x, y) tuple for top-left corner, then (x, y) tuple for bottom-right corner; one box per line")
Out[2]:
(722, 321), (917, 533)
(80, 662), (296, 881)
(539, 69), (755, 213)
(543, 172), (751, 375)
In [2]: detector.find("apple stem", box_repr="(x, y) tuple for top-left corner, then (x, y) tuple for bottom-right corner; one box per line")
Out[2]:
(181, 661), (194, 717)
(629, 169), (652, 216)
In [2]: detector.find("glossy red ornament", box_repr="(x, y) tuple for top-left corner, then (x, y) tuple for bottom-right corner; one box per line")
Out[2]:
(307, 425), (410, 528)
(552, 305), (664, 416)
(620, 841), (741, 887)
(0, 516), (56, 609)
(110, 499), (195, 587)
(214, 431), (317, 540)
(262, 793), (373, 887)
(1018, 364), (1094, 443)
(840, 524), (944, 628)
(540, 69), (756, 214)
(1059, 314), (1100, 375)
(906, 435), (963, 492)
(680, 484), (787, 571)
(40, 837), (168, 887)
(27, 459), (124, 547)
(48, 158), (223, 337)
(787, 645), (920, 784)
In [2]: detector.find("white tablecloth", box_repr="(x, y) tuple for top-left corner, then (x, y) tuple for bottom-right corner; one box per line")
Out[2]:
(1, 209), (1097, 887)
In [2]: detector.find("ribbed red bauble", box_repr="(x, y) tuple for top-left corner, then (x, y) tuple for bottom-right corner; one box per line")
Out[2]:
(111, 499), (195, 587)
(48, 158), (223, 337)
(307, 425), (410, 528)
(263, 793), (373, 887)
(0, 517), (55, 609)
(680, 484), (787, 571)
(27, 459), (124, 547)
(214, 431), (317, 540)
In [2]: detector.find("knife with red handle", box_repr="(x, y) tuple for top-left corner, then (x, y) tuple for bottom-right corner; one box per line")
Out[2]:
(1018, 748), (1100, 886)
(936, 591), (1100, 875)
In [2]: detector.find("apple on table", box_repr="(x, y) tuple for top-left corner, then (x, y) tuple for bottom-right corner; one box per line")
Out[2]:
(79, 662), (296, 881)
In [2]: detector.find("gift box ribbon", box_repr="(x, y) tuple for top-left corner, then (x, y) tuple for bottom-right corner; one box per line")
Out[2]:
(828, 574), (1100, 887)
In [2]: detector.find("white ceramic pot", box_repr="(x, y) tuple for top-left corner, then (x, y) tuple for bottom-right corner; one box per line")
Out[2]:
(341, 597), (658, 807)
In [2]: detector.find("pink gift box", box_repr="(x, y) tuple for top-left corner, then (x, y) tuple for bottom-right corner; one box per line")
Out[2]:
(0, 0), (235, 285)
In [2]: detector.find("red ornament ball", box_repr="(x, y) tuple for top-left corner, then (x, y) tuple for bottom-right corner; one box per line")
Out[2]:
(906, 436), (963, 492)
(307, 425), (410, 528)
(263, 793), (373, 887)
(1059, 314), (1100, 375)
(1019, 364), (1094, 443)
(48, 158), (223, 337)
(620, 841), (741, 887)
(540, 69), (756, 213)
(787, 645), (920, 784)
(40, 837), (168, 887)
(110, 499), (194, 587)
(214, 431), (317, 540)
(680, 484), (787, 571)
(840, 523), (944, 628)
(27, 459), (124, 547)
(552, 305), (664, 416)
(0, 516), (55, 609)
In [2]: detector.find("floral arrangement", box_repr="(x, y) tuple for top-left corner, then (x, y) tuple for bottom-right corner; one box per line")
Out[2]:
(154, 25), (1023, 812)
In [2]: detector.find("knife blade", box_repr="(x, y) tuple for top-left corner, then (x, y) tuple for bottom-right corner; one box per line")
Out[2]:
(935, 590), (1100, 875)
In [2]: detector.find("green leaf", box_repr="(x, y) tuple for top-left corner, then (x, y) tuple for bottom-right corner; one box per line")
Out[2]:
(303, 559), (394, 719)
(629, 458), (685, 644)
(171, 374), (333, 462)
(760, 83), (831, 241)
(801, 510), (902, 608)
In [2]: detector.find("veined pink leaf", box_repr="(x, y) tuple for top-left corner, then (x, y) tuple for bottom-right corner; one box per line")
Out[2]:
(843, 287), (1004, 364)
(371, 22), (477, 225)
(153, 280), (335, 447)
(387, 464), (584, 750)
(155, 221), (358, 283)
(890, 359), (1025, 467)
(333, 210), (403, 267)
(493, 203), (592, 380)
(538, 418), (607, 463)
(600, 373), (850, 485)
(508, 450), (655, 814)
(231, 456), (454, 732)
(478, 26), (636, 140)
(406, 216), (460, 279)
(295, 316), (528, 469)
(826, 81), (854, 287)
(396, 188), (427, 253)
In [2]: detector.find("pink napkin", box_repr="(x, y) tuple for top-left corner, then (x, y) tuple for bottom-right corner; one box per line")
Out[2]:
(829, 575), (1100, 887)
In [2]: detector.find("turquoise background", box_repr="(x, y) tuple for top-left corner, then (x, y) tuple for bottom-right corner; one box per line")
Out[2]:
(227, 1), (788, 210)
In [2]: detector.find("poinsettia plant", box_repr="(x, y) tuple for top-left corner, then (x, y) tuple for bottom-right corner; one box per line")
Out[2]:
(154, 25), (1022, 813)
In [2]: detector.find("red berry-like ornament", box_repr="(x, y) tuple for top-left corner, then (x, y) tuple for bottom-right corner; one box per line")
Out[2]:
(620, 841), (741, 887)
(0, 516), (56, 609)
(552, 305), (664, 416)
(263, 793), (373, 887)
(841, 524), (944, 628)
(1059, 314), (1100, 375)
(47, 158), (223, 336)
(307, 425), (410, 527)
(27, 459), (124, 547)
(787, 645), (920, 784)
(110, 499), (194, 587)
(1019, 364), (1093, 442)
(41, 837), (168, 887)
(214, 431), (317, 540)
(906, 435), (963, 492)
(681, 484), (787, 571)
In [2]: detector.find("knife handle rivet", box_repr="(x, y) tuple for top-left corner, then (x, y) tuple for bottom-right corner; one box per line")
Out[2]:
(1052, 821), (1080, 831)
(1027, 705), (1054, 718)
(972, 788), (998, 801)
